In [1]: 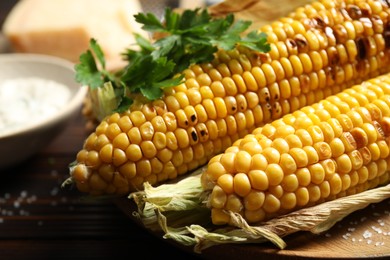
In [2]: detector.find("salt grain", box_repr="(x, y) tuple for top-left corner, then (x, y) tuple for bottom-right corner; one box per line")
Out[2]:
(363, 230), (372, 238)
(50, 187), (59, 196)
(13, 201), (20, 208)
(0, 77), (71, 135)
(20, 190), (27, 198)
(375, 241), (385, 246)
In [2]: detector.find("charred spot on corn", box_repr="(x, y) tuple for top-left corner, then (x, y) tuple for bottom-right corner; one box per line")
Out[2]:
(383, 23), (390, 47)
(356, 37), (368, 60)
(346, 4), (363, 19)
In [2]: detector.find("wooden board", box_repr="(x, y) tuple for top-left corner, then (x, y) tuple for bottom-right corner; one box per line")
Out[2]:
(115, 197), (390, 259)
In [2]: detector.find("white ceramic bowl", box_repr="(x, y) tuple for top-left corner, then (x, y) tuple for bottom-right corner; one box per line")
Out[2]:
(0, 53), (87, 170)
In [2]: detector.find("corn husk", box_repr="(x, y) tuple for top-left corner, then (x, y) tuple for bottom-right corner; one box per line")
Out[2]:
(208, 0), (314, 32)
(129, 169), (390, 253)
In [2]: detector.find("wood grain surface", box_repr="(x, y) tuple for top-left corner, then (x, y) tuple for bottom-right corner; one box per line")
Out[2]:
(0, 111), (200, 260)
(1, 1), (390, 259)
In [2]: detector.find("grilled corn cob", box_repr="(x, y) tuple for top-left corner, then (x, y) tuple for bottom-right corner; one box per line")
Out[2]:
(68, 0), (390, 196)
(202, 73), (390, 225)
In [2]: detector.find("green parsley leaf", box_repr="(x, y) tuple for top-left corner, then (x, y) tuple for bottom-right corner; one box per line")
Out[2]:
(75, 50), (103, 89)
(115, 96), (133, 113)
(89, 38), (106, 69)
(75, 8), (270, 119)
(134, 33), (154, 53)
(134, 12), (165, 32)
(75, 39), (115, 89)
(239, 31), (271, 53)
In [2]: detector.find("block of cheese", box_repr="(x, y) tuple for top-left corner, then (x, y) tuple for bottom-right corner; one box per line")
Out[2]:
(2, 0), (146, 71)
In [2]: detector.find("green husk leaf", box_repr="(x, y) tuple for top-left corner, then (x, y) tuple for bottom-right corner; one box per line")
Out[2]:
(89, 81), (119, 121)
(128, 172), (390, 253)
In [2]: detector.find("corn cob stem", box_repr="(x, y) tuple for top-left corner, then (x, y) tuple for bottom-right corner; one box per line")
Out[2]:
(66, 0), (390, 196)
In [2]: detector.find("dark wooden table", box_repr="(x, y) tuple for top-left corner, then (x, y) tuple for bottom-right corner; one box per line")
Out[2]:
(0, 110), (202, 259)
(0, 1), (201, 259)
(2, 1), (390, 260)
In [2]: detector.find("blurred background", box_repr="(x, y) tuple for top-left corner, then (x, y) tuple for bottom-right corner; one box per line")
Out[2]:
(0, 0), (224, 26)
(0, 0), (224, 72)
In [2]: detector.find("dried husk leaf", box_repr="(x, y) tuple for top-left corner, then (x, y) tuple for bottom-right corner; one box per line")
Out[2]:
(128, 171), (390, 253)
(208, 0), (314, 32)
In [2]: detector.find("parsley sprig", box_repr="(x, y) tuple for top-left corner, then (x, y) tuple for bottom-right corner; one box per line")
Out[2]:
(75, 8), (270, 118)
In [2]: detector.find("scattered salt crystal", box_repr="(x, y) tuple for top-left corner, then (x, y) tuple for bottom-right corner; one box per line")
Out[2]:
(20, 190), (27, 198)
(371, 226), (383, 234)
(360, 217), (367, 222)
(13, 201), (20, 208)
(19, 209), (28, 216)
(375, 241), (385, 246)
(363, 230), (372, 238)
(342, 235), (349, 240)
(348, 227), (356, 232)
(367, 240), (372, 244)
(50, 187), (59, 196)
(26, 195), (37, 204)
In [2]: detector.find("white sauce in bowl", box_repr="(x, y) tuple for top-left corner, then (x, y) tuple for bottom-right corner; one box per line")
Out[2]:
(0, 77), (71, 135)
